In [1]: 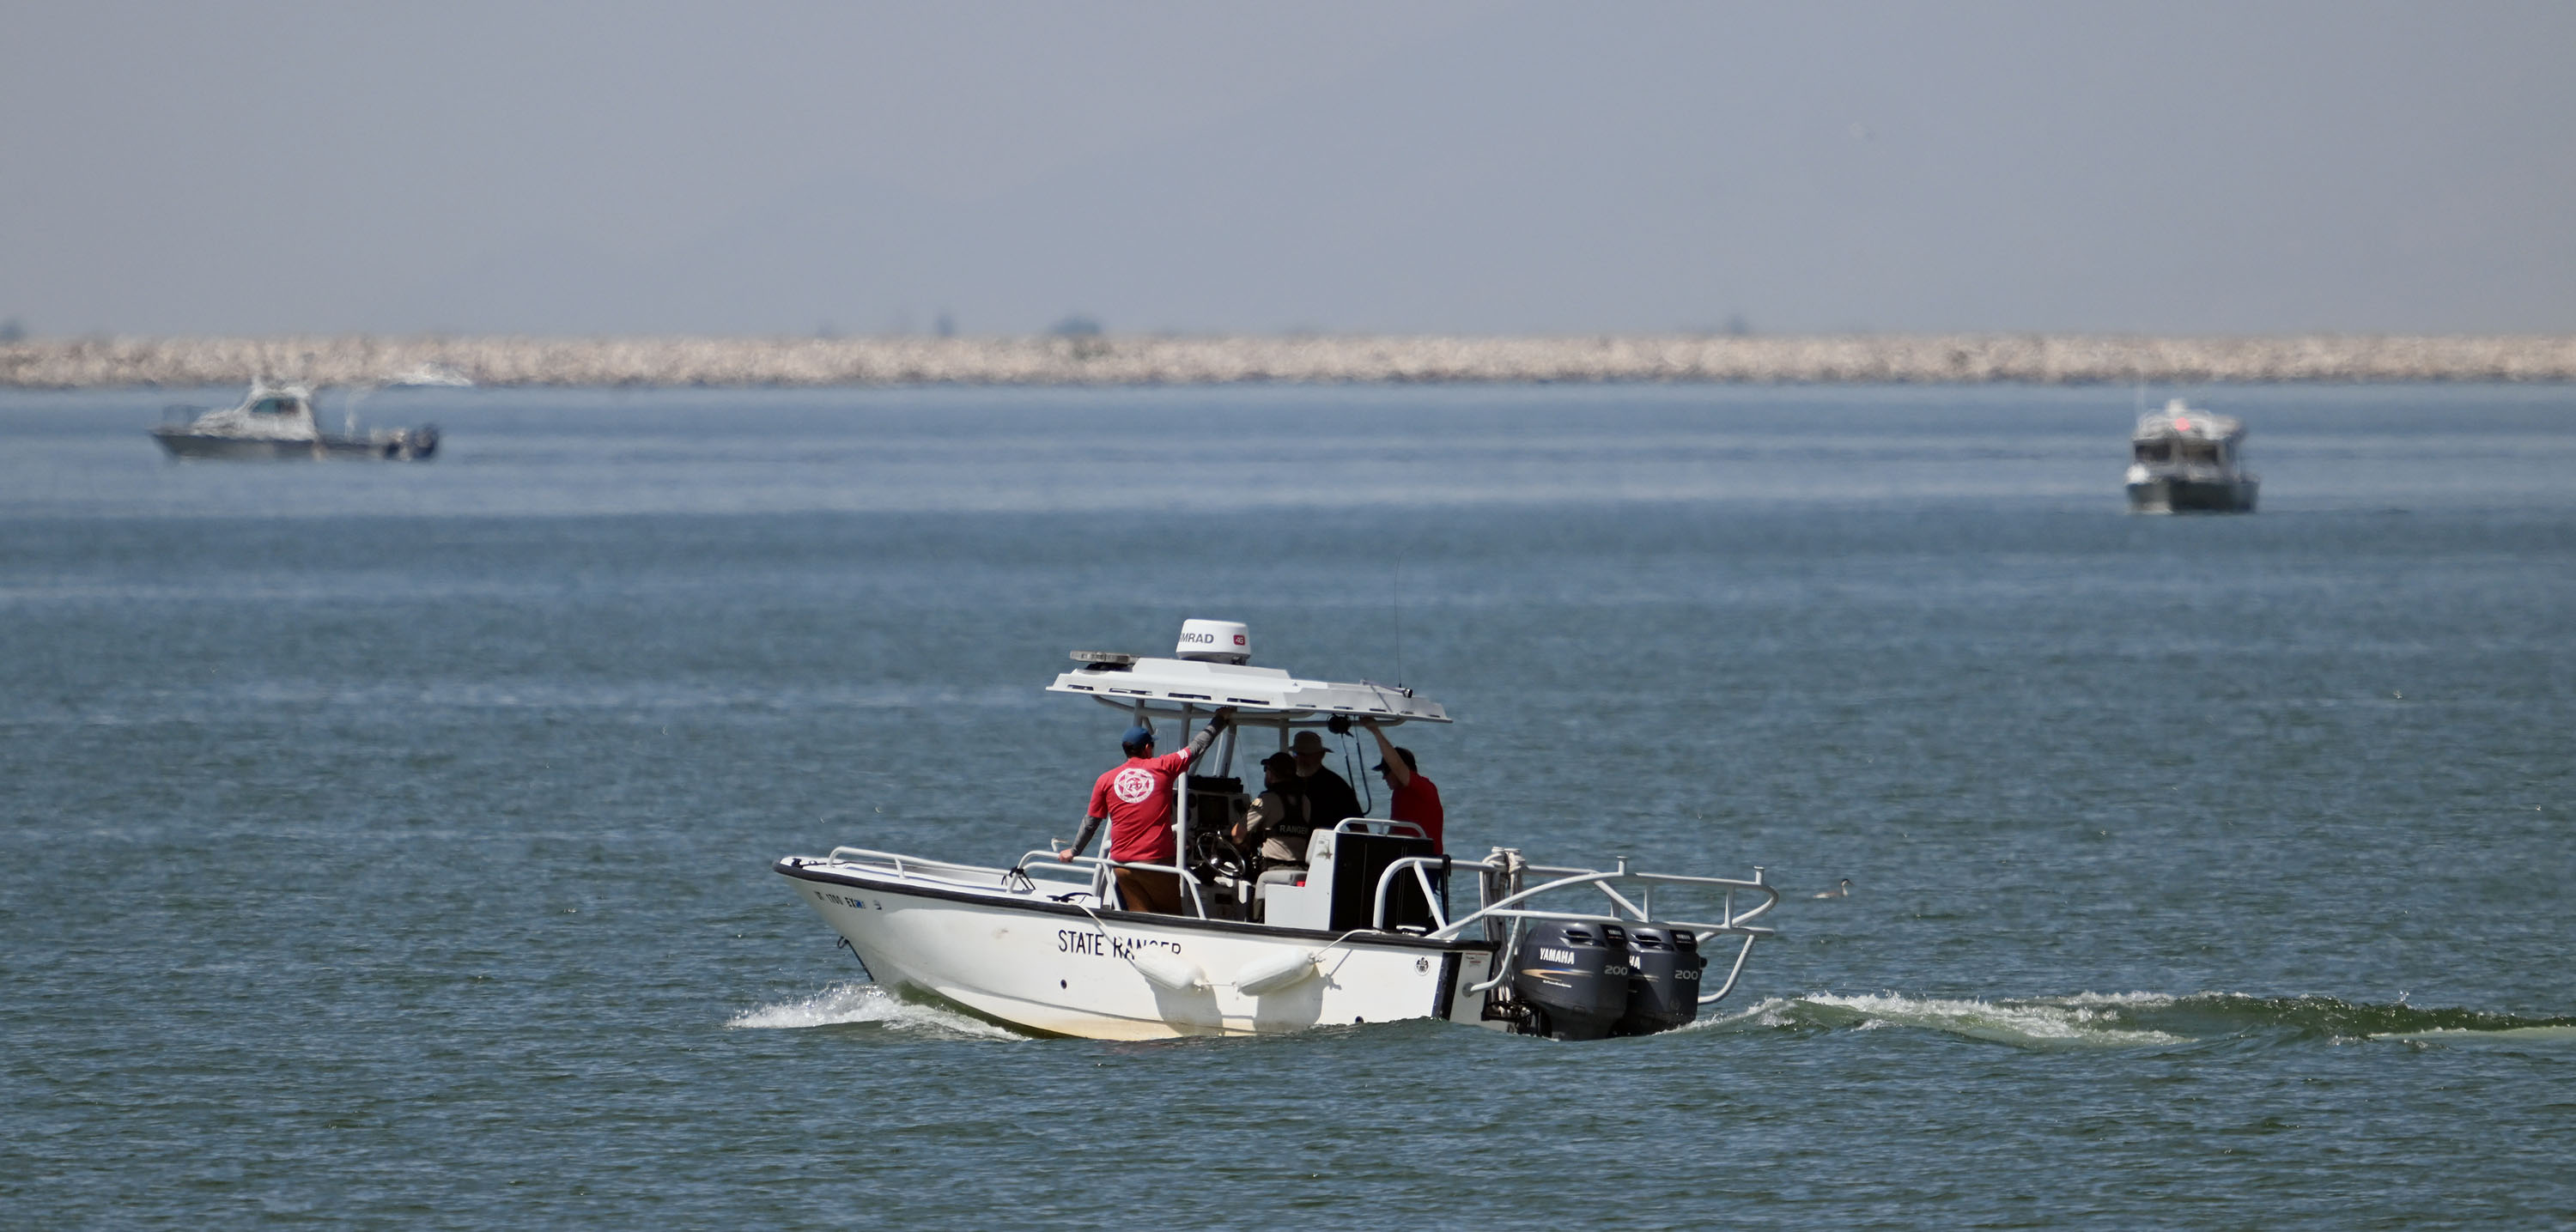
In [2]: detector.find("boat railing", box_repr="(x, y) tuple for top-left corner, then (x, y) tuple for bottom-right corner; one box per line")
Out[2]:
(1008, 852), (1210, 918)
(825, 844), (1217, 918)
(1370, 856), (1779, 1006)
(827, 846), (1018, 888)
(1327, 817), (1431, 840)
(1010, 852), (1102, 887)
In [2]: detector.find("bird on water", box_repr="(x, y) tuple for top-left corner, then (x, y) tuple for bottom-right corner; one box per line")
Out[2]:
(1812, 878), (1851, 899)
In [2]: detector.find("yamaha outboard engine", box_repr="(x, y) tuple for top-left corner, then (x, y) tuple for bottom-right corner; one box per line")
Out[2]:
(1509, 920), (1631, 1041)
(1612, 926), (1705, 1036)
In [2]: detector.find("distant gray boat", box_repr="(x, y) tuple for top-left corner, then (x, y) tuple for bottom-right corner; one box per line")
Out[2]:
(150, 381), (437, 461)
(2126, 399), (2256, 513)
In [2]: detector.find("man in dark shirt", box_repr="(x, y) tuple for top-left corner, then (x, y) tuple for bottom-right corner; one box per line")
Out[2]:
(1288, 729), (1363, 832)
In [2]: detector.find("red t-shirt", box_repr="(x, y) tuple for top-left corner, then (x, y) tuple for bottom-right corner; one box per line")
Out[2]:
(1087, 749), (1195, 865)
(1388, 774), (1443, 853)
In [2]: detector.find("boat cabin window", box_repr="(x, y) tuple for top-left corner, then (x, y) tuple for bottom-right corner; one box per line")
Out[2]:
(252, 398), (296, 415)
(2134, 440), (2172, 464)
(2179, 440), (2219, 464)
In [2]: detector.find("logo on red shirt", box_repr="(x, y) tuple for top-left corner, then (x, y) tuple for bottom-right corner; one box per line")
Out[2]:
(1111, 767), (1158, 804)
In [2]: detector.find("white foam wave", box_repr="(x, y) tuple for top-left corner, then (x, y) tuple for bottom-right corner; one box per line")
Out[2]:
(2054, 991), (2181, 1009)
(1698, 996), (1803, 1031)
(727, 982), (1024, 1041)
(1702, 992), (2187, 1048)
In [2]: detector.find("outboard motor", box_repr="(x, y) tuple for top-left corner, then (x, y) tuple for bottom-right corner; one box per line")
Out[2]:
(1509, 920), (1631, 1041)
(1613, 926), (1705, 1036)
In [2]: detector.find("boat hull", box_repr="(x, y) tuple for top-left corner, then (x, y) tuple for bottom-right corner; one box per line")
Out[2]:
(150, 428), (437, 461)
(778, 859), (1497, 1040)
(2127, 476), (2257, 514)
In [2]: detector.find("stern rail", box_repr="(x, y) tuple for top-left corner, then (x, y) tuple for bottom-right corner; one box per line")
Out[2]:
(1370, 856), (1779, 1006)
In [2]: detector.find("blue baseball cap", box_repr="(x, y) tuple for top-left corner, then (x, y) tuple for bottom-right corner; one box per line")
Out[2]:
(1121, 724), (1155, 750)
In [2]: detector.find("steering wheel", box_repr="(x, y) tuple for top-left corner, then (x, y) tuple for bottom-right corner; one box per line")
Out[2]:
(1189, 828), (1249, 882)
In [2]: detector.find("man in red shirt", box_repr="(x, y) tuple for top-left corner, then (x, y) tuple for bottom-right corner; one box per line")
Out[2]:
(1057, 707), (1233, 914)
(1359, 718), (1443, 853)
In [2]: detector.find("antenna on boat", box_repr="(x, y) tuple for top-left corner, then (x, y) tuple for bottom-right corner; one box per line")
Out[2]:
(1393, 553), (1405, 689)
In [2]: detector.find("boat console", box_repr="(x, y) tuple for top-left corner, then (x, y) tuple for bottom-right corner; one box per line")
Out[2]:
(1252, 822), (1442, 932)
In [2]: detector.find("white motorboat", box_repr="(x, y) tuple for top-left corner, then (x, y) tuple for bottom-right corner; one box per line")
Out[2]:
(150, 379), (438, 461)
(775, 620), (1780, 1041)
(2126, 398), (2257, 513)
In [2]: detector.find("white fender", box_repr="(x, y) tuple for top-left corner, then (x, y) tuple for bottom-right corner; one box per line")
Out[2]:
(1131, 949), (1208, 992)
(1231, 950), (1321, 996)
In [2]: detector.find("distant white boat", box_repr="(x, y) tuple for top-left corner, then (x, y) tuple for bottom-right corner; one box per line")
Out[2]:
(2126, 398), (2257, 513)
(150, 380), (438, 461)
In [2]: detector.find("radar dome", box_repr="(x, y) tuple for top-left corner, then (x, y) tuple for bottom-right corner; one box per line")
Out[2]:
(1174, 619), (1251, 665)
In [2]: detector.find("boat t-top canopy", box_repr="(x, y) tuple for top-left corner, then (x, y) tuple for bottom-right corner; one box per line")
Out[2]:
(1048, 652), (1449, 727)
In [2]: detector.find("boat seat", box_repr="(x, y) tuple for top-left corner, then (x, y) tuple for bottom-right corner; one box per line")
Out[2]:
(1249, 866), (1308, 926)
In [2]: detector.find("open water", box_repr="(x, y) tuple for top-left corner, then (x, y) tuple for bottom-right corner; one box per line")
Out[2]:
(3, 383), (2573, 1228)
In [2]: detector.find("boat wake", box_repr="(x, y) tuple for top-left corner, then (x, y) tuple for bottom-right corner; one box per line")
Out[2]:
(1704, 992), (2189, 1047)
(727, 985), (2576, 1049)
(1698, 992), (2576, 1050)
(727, 982), (1024, 1041)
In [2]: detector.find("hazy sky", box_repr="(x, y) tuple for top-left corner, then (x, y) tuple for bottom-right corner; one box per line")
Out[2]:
(5, 1), (2573, 337)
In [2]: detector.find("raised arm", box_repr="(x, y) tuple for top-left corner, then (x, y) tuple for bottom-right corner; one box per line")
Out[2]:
(1181, 707), (1235, 767)
(1361, 718), (1412, 788)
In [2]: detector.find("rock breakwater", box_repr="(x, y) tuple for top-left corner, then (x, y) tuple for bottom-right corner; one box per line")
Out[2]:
(6, 333), (2573, 388)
